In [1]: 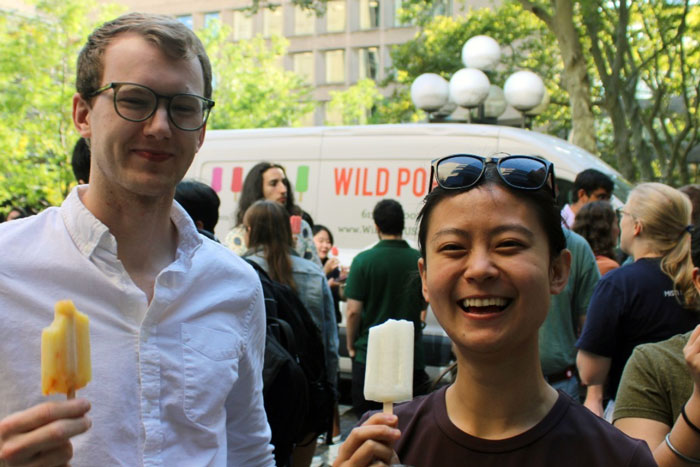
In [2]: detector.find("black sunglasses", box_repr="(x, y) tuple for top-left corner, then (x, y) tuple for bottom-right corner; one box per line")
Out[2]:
(429, 153), (556, 197)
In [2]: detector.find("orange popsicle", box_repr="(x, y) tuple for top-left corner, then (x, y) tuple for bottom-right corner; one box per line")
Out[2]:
(41, 300), (91, 398)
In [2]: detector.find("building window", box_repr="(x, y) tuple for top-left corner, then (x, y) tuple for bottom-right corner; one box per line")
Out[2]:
(176, 15), (193, 30)
(204, 12), (220, 26)
(325, 49), (345, 83)
(263, 7), (284, 36)
(326, 0), (346, 32)
(293, 52), (315, 83)
(358, 46), (379, 81)
(294, 6), (315, 35)
(359, 0), (380, 30)
(233, 10), (253, 40)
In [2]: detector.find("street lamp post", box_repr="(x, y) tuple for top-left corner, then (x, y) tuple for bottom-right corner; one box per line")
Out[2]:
(411, 35), (547, 127)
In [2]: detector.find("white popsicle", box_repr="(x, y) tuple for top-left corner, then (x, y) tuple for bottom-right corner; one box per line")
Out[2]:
(363, 319), (414, 414)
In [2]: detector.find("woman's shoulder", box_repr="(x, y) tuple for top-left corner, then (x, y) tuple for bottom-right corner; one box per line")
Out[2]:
(546, 394), (656, 464)
(290, 254), (325, 277)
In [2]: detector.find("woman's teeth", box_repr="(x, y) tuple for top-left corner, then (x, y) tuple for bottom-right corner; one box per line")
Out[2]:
(462, 297), (508, 308)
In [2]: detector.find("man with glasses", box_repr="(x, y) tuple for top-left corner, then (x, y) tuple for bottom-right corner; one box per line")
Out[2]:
(0, 13), (274, 466)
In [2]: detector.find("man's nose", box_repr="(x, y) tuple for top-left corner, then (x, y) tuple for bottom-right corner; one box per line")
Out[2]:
(143, 102), (172, 137)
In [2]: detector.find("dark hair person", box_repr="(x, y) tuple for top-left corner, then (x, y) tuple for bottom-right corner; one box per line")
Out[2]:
(224, 162), (320, 265)
(572, 200), (620, 275)
(333, 154), (654, 467)
(577, 183), (700, 419)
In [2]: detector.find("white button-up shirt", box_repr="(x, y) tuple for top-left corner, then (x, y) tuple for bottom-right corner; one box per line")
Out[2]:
(0, 188), (274, 466)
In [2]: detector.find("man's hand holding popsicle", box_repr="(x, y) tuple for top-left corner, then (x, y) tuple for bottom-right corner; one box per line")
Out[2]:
(0, 301), (91, 466)
(333, 319), (414, 466)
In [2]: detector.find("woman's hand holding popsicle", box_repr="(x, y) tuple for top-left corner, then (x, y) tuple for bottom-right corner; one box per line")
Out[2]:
(324, 257), (340, 276)
(0, 399), (91, 466)
(332, 412), (401, 467)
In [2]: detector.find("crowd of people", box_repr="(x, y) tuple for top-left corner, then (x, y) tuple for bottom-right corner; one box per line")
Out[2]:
(2, 10), (700, 467)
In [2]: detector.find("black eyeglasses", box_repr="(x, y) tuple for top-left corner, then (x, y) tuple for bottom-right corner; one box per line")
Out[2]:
(89, 82), (215, 131)
(430, 154), (556, 197)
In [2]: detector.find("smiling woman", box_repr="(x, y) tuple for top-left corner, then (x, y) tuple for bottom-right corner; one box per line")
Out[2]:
(332, 155), (657, 467)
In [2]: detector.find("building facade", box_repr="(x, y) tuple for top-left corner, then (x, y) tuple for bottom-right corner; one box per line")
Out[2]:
(93, 0), (490, 125)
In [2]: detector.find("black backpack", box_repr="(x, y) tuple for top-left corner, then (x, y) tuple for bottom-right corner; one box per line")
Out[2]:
(245, 259), (334, 466)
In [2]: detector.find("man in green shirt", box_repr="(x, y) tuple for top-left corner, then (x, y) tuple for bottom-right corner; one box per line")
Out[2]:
(539, 229), (600, 400)
(344, 199), (428, 418)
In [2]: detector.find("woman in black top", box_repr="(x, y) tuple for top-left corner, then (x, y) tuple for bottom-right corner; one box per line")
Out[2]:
(333, 154), (655, 466)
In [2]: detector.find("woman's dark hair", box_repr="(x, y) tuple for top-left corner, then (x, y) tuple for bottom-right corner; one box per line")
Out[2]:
(572, 201), (617, 259)
(312, 224), (334, 245)
(244, 200), (296, 290)
(235, 162), (296, 225)
(417, 164), (566, 261)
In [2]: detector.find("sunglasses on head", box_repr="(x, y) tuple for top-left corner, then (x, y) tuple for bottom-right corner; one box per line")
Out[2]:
(429, 153), (556, 197)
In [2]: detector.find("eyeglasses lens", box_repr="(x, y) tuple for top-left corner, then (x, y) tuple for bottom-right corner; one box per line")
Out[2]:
(498, 157), (548, 190)
(114, 84), (155, 121)
(436, 156), (484, 189)
(114, 84), (207, 130)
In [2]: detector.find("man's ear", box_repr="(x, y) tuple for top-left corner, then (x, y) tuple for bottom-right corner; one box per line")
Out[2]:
(73, 93), (92, 138)
(576, 188), (587, 203)
(550, 249), (572, 295)
(418, 257), (429, 303)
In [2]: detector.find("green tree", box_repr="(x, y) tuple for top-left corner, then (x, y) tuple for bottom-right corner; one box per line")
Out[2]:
(519, 0), (699, 183)
(199, 23), (314, 129)
(0, 0), (124, 214)
(326, 78), (383, 125)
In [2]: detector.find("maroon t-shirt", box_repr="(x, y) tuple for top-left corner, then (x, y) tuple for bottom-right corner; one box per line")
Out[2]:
(362, 386), (656, 466)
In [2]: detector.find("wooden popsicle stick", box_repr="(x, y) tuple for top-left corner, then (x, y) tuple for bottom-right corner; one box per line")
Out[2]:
(383, 401), (393, 414)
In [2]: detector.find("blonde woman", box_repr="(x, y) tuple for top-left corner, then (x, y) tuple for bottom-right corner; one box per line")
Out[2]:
(577, 183), (700, 418)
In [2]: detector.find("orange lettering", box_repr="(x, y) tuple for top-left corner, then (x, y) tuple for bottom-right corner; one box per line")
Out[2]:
(354, 167), (361, 196)
(397, 168), (410, 197)
(334, 168), (353, 195)
(413, 168), (427, 197)
(362, 168), (373, 196)
(376, 168), (389, 196)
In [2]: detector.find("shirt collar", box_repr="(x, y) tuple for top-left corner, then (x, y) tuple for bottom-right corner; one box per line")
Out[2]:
(60, 186), (202, 262)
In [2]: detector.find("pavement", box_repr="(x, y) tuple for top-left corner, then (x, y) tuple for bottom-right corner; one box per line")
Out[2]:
(311, 404), (356, 466)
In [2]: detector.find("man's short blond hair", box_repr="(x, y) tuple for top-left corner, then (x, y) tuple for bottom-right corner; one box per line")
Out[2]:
(76, 12), (212, 99)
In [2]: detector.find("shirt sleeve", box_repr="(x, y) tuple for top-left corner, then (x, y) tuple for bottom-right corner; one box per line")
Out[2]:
(613, 346), (674, 426)
(344, 255), (365, 301)
(576, 277), (624, 357)
(226, 283), (275, 466)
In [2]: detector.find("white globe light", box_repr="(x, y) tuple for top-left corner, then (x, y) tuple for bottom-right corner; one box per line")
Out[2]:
(504, 71), (545, 111)
(449, 68), (490, 109)
(483, 85), (507, 118)
(524, 90), (550, 116)
(462, 35), (501, 71)
(411, 73), (449, 112)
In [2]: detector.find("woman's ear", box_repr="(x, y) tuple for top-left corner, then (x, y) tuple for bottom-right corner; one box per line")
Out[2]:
(692, 267), (700, 294)
(418, 257), (429, 303)
(549, 249), (572, 295)
(633, 219), (643, 237)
